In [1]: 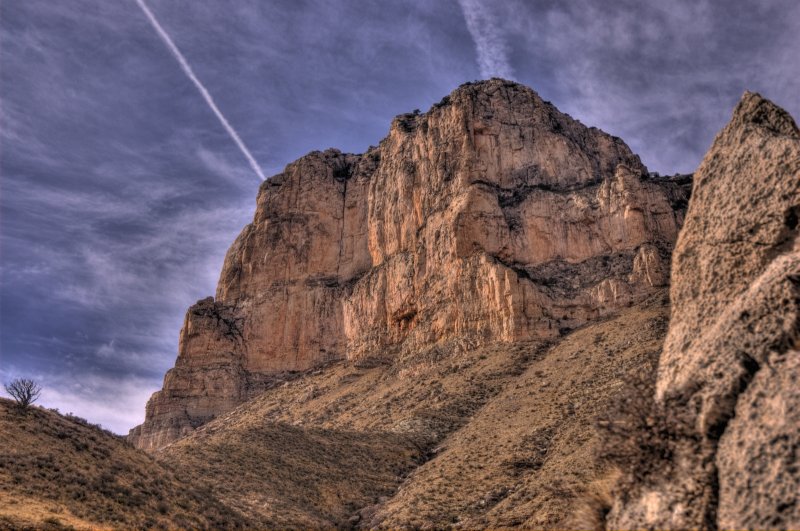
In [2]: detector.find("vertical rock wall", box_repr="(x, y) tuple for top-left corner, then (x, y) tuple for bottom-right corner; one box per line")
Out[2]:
(130, 80), (689, 450)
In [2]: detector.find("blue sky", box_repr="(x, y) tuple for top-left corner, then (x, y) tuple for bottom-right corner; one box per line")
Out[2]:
(1, 0), (798, 433)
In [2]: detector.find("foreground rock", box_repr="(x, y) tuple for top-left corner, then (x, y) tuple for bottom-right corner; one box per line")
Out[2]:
(608, 92), (800, 529)
(130, 79), (689, 450)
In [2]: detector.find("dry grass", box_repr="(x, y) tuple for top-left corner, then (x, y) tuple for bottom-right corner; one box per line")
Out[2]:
(155, 292), (671, 529)
(564, 469), (620, 531)
(158, 331), (548, 528)
(165, 421), (422, 529)
(368, 293), (671, 529)
(1, 293), (673, 529)
(0, 400), (248, 530)
(596, 370), (696, 484)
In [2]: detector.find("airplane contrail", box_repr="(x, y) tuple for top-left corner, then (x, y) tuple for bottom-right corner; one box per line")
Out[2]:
(134, 0), (266, 181)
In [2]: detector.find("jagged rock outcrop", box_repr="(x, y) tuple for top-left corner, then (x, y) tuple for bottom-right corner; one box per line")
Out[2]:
(608, 92), (800, 529)
(130, 79), (689, 450)
(128, 298), (273, 449)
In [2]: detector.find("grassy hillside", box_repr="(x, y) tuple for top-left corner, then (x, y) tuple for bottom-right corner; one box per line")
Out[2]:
(1, 294), (670, 529)
(165, 421), (423, 529)
(0, 399), (247, 530)
(371, 294), (668, 529)
(161, 292), (670, 528)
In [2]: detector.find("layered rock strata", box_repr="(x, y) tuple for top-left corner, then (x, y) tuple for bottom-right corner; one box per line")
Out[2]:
(609, 92), (800, 529)
(130, 79), (689, 450)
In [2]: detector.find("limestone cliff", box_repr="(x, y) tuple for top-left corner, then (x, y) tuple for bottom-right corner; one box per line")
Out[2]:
(608, 92), (800, 529)
(130, 79), (689, 450)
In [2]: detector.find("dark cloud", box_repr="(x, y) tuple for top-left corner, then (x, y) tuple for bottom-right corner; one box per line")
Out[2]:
(1, 0), (797, 433)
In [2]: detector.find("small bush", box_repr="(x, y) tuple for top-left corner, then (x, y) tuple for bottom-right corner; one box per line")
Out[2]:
(5, 378), (42, 410)
(41, 516), (75, 530)
(596, 373), (695, 483)
(567, 472), (618, 531)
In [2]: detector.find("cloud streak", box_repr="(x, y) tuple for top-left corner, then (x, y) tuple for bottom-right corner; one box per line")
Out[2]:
(457, 0), (514, 80)
(133, 0), (266, 181)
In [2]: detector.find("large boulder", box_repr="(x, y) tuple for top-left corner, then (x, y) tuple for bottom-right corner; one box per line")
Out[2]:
(609, 92), (800, 529)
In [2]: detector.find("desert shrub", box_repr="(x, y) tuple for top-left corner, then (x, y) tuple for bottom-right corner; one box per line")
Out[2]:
(5, 378), (42, 410)
(596, 373), (696, 483)
(566, 372), (696, 530)
(565, 470), (623, 531)
(41, 516), (75, 530)
(62, 412), (116, 437)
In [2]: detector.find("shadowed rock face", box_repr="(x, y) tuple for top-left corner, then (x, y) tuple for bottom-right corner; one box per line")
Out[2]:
(130, 79), (689, 450)
(608, 92), (800, 530)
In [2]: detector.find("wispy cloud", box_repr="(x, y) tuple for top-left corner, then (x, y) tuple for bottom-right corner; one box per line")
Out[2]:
(493, 0), (800, 173)
(457, 0), (514, 80)
(39, 375), (157, 434)
(0, 363), (158, 434)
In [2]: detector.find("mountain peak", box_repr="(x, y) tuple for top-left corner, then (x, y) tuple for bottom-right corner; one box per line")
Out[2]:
(130, 80), (689, 450)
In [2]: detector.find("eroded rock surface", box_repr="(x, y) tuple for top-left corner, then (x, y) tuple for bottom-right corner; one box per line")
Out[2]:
(130, 80), (689, 450)
(608, 92), (800, 529)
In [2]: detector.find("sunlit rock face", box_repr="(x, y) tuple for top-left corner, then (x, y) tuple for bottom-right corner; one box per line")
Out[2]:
(608, 92), (800, 530)
(129, 79), (689, 450)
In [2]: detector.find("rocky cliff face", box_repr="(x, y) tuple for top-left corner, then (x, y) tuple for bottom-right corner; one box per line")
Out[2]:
(130, 79), (689, 450)
(609, 92), (800, 529)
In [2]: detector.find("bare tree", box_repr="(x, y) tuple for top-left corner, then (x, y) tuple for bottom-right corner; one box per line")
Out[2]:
(5, 378), (42, 410)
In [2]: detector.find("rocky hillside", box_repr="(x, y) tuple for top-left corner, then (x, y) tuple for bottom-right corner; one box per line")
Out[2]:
(130, 79), (689, 450)
(608, 92), (800, 529)
(162, 294), (670, 529)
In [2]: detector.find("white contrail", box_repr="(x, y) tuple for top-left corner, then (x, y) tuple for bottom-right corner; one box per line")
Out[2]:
(134, 0), (266, 181)
(457, 0), (515, 80)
